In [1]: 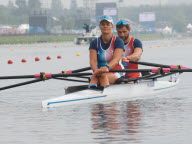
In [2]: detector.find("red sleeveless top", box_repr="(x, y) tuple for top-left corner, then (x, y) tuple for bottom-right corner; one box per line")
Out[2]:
(123, 37), (140, 78)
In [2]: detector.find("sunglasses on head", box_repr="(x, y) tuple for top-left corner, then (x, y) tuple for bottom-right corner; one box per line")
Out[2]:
(100, 15), (112, 20)
(116, 20), (129, 25)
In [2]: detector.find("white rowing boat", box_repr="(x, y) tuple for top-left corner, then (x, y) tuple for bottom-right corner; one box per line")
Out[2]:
(42, 79), (179, 108)
(0, 60), (188, 109)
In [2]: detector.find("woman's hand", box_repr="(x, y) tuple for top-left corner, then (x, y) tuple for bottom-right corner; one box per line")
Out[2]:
(122, 57), (128, 61)
(99, 66), (109, 72)
(93, 69), (100, 75)
(94, 66), (109, 76)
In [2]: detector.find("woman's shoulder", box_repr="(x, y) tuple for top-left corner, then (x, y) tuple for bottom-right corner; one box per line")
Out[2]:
(114, 36), (124, 50)
(90, 37), (100, 45)
(115, 36), (124, 44)
(89, 37), (99, 50)
(89, 38), (97, 46)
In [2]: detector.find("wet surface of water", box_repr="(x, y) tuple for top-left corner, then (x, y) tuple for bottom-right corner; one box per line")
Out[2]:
(0, 39), (192, 143)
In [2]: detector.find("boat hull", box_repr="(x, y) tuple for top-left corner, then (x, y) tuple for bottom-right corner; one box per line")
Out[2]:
(42, 80), (179, 108)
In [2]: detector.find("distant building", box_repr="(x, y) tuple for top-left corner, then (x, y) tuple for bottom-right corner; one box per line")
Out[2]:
(41, 0), (52, 9)
(139, 12), (156, 33)
(29, 10), (52, 34)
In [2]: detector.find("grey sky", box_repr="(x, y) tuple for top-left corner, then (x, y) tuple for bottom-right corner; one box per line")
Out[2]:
(1, 0), (192, 8)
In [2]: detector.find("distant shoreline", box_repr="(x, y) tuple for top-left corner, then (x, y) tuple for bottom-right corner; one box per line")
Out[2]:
(0, 34), (191, 45)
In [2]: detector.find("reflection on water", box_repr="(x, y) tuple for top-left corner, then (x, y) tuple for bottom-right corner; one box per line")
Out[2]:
(91, 101), (143, 143)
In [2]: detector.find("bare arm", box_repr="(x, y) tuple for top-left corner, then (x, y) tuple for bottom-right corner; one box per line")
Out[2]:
(108, 48), (124, 69)
(89, 49), (98, 72)
(123, 48), (142, 61)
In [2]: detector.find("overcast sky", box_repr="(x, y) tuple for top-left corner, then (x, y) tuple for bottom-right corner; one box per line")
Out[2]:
(1, 0), (192, 8)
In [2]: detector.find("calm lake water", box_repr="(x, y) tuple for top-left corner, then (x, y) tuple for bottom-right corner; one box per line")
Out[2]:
(0, 38), (192, 144)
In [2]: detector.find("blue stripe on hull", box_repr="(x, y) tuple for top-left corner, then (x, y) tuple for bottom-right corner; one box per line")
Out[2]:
(47, 95), (107, 106)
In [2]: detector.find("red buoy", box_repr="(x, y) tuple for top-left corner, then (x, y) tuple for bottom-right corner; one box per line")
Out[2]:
(46, 56), (51, 60)
(57, 55), (62, 59)
(35, 57), (40, 61)
(8, 60), (13, 64)
(21, 59), (27, 63)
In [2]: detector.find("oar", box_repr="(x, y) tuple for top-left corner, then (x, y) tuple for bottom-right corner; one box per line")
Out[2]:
(52, 72), (92, 78)
(53, 77), (89, 83)
(0, 73), (92, 91)
(2, 67), (190, 80)
(0, 72), (92, 91)
(0, 75), (37, 79)
(0, 72), (92, 80)
(61, 67), (91, 73)
(0, 65), (91, 80)
(149, 72), (178, 79)
(124, 60), (182, 68)
(0, 79), (46, 91)
(0, 67), (91, 91)
(109, 67), (191, 73)
(71, 67), (91, 73)
(116, 73), (159, 84)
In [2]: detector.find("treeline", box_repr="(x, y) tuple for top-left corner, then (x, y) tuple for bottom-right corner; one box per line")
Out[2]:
(0, 0), (41, 25)
(119, 4), (192, 32)
(1, 0), (192, 32)
(0, 0), (90, 30)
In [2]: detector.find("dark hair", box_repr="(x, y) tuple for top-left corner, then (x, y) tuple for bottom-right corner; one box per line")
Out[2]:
(116, 23), (130, 30)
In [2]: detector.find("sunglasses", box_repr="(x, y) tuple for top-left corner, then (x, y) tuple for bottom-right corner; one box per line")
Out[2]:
(116, 20), (129, 25)
(100, 15), (112, 20)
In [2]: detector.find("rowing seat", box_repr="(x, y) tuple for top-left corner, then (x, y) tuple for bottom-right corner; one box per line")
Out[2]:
(65, 85), (88, 94)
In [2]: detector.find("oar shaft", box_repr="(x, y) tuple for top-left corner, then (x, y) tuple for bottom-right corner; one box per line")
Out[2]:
(170, 69), (192, 72)
(109, 68), (192, 73)
(53, 78), (89, 83)
(109, 69), (152, 72)
(52, 72), (93, 77)
(0, 75), (35, 79)
(127, 60), (173, 68)
(0, 72), (92, 80)
(72, 67), (91, 73)
(0, 79), (43, 91)
(0, 66), (190, 81)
